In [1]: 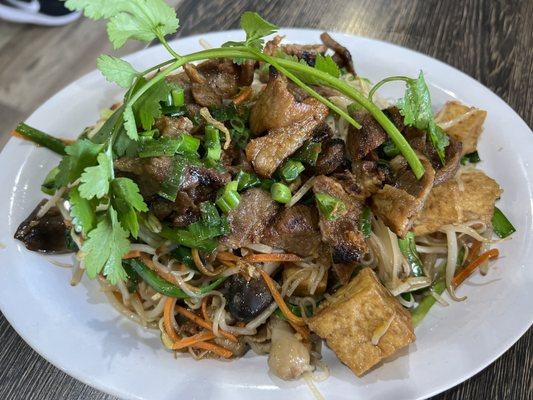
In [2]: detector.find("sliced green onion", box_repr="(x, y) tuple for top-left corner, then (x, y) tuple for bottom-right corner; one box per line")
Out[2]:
(382, 139), (400, 158)
(293, 141), (322, 166)
(279, 159), (304, 182)
(158, 155), (200, 202)
(398, 232), (424, 277)
(41, 166), (60, 195)
(139, 129), (158, 139)
(359, 206), (372, 238)
(492, 207), (516, 238)
(271, 182), (292, 204)
(461, 151), (481, 165)
(139, 135), (199, 158)
(160, 105), (187, 117)
(171, 87), (185, 107)
(216, 181), (241, 213)
(235, 170), (261, 191)
(14, 122), (67, 155)
(315, 192), (346, 221)
(204, 125), (222, 162)
(411, 277), (445, 327)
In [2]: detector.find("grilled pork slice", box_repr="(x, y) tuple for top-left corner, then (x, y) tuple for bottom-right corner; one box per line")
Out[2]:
(313, 175), (368, 264)
(262, 204), (322, 257)
(346, 110), (388, 160)
(371, 156), (435, 237)
(412, 169), (502, 235)
(308, 268), (415, 377)
(221, 188), (280, 249)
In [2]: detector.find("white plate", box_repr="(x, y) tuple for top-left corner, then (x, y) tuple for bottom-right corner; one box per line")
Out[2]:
(0, 29), (531, 400)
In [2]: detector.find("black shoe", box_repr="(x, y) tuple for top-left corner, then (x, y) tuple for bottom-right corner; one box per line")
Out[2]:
(0, 0), (81, 26)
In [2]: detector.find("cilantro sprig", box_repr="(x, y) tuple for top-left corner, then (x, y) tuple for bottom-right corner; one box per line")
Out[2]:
(20, 2), (429, 284)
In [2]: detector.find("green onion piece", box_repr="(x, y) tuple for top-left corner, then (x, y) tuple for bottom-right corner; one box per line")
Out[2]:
(123, 262), (140, 293)
(279, 159), (305, 182)
(235, 170), (261, 191)
(460, 151), (481, 165)
(492, 207), (516, 238)
(160, 105), (187, 117)
(171, 88), (185, 107)
(260, 179), (275, 191)
(14, 122), (67, 155)
(271, 182), (292, 204)
(359, 206), (372, 238)
(41, 166), (60, 195)
(411, 277), (445, 327)
(158, 155), (200, 202)
(139, 135), (199, 158)
(125, 258), (227, 298)
(204, 125), (222, 162)
(315, 192), (346, 221)
(216, 181), (241, 213)
(293, 141), (322, 166)
(171, 246), (195, 269)
(398, 232), (424, 277)
(159, 221), (226, 253)
(382, 139), (400, 158)
(177, 134), (201, 154)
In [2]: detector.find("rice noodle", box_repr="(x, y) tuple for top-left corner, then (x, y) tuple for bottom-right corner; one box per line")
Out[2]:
(443, 226), (466, 301)
(430, 288), (449, 306)
(70, 259), (84, 286)
(303, 372), (326, 400)
(245, 243), (283, 253)
(116, 280), (131, 305)
(144, 295), (167, 320)
(130, 294), (148, 327)
(286, 177), (316, 208)
(129, 243), (157, 254)
(416, 245), (448, 254)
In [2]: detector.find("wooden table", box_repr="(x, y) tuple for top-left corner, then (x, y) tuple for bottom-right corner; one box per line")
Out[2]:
(0, 0), (531, 398)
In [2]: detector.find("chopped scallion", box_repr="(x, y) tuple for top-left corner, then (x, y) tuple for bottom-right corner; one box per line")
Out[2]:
(398, 232), (424, 277)
(216, 181), (240, 213)
(315, 192), (346, 221)
(492, 207), (516, 238)
(204, 125), (222, 162)
(271, 182), (292, 204)
(359, 206), (372, 238)
(293, 141), (321, 166)
(235, 170), (261, 191)
(279, 159), (305, 182)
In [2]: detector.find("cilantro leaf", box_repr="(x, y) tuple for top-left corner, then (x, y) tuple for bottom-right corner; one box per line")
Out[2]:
(133, 78), (171, 132)
(315, 54), (340, 78)
(123, 105), (138, 140)
(110, 177), (147, 238)
(82, 206), (130, 284)
(397, 71), (449, 164)
(79, 152), (112, 199)
(69, 186), (96, 236)
(55, 139), (103, 188)
(240, 11), (278, 50)
(66, 0), (179, 49)
(97, 55), (138, 88)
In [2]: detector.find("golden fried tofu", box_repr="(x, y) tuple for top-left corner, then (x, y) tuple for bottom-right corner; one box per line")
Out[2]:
(307, 268), (415, 376)
(412, 169), (502, 235)
(435, 101), (487, 155)
(282, 263), (328, 297)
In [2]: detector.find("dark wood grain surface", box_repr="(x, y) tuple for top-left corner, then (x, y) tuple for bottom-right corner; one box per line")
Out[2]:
(0, 0), (531, 399)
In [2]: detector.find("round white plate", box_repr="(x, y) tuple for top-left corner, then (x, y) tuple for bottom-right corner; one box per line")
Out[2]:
(0, 29), (531, 400)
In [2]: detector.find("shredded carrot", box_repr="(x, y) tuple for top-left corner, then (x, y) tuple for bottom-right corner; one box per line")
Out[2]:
(244, 253), (302, 263)
(175, 305), (238, 343)
(123, 250), (141, 259)
(191, 341), (233, 358)
(201, 296), (211, 322)
(452, 248), (499, 288)
(216, 251), (241, 262)
(171, 331), (216, 350)
(465, 240), (482, 265)
(163, 297), (180, 342)
(232, 86), (252, 105)
(219, 260), (237, 269)
(258, 269), (306, 326)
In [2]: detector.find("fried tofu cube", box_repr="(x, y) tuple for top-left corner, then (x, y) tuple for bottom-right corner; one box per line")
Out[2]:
(412, 170), (502, 235)
(282, 263), (328, 297)
(307, 268), (415, 376)
(435, 101), (487, 155)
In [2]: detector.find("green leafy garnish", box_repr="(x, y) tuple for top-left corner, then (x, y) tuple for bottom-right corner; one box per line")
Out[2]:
(78, 152), (113, 199)
(111, 177), (148, 237)
(97, 54), (138, 88)
(314, 54), (340, 78)
(69, 186), (96, 236)
(223, 11), (278, 51)
(55, 139), (103, 187)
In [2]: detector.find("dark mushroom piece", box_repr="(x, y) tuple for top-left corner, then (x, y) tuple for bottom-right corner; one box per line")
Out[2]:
(15, 200), (74, 254)
(320, 32), (356, 75)
(224, 273), (274, 322)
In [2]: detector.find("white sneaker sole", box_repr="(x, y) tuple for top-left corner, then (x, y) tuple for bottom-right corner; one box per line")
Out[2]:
(0, 4), (81, 26)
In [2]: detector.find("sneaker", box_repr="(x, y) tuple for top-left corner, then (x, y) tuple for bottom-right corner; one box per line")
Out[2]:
(0, 0), (81, 26)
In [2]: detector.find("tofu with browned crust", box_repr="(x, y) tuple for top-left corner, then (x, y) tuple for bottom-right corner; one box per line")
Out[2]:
(412, 169), (502, 235)
(307, 268), (415, 377)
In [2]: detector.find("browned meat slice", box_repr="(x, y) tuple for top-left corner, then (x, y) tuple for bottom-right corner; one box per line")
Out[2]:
(315, 138), (347, 175)
(262, 204), (321, 257)
(384, 106), (405, 131)
(435, 101), (487, 155)
(313, 175), (368, 264)
(320, 32), (356, 75)
(371, 156), (435, 237)
(15, 201), (73, 254)
(184, 59), (252, 108)
(281, 43), (327, 65)
(264, 35), (284, 56)
(412, 170), (502, 235)
(346, 110), (388, 160)
(308, 268), (415, 377)
(331, 162), (388, 202)
(246, 106), (329, 177)
(154, 116), (193, 138)
(221, 188), (280, 249)
(249, 73), (328, 135)
(150, 192), (200, 228)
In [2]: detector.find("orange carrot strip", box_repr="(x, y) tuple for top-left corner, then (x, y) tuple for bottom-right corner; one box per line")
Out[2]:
(191, 248), (224, 277)
(123, 250), (141, 260)
(171, 331), (216, 350)
(163, 297), (180, 342)
(201, 296), (210, 322)
(191, 341), (233, 358)
(175, 305), (238, 343)
(244, 253), (302, 263)
(258, 269), (306, 326)
(453, 248), (499, 288)
(232, 86), (252, 105)
(216, 251), (241, 262)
